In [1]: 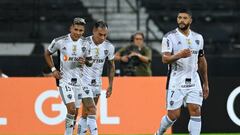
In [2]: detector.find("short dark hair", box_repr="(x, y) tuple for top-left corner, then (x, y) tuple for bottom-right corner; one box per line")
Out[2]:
(178, 8), (192, 17)
(94, 20), (108, 29)
(72, 17), (86, 25)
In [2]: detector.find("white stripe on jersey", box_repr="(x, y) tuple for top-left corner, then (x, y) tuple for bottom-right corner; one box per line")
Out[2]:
(162, 28), (204, 90)
(81, 36), (115, 86)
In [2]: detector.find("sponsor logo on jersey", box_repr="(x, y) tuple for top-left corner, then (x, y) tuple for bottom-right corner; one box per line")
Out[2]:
(181, 84), (195, 88)
(191, 50), (198, 54)
(93, 59), (104, 63)
(167, 39), (170, 47)
(63, 55), (82, 62)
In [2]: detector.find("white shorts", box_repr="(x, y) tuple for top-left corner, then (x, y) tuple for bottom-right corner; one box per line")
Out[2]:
(166, 89), (203, 110)
(92, 85), (101, 97)
(58, 82), (82, 108)
(81, 83), (94, 99)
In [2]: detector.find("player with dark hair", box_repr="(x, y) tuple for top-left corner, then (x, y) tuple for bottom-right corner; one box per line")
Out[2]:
(155, 9), (209, 135)
(44, 17), (93, 135)
(77, 20), (115, 135)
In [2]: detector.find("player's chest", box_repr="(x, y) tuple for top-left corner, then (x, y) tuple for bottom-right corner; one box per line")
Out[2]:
(60, 43), (86, 57)
(172, 36), (201, 51)
(91, 46), (109, 59)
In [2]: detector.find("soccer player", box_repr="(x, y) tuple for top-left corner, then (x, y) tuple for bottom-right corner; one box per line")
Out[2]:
(77, 20), (115, 135)
(155, 9), (209, 135)
(44, 17), (92, 135)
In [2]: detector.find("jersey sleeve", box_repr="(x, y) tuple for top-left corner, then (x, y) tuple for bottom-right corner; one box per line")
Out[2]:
(86, 43), (92, 58)
(199, 35), (204, 50)
(161, 37), (173, 54)
(48, 39), (60, 54)
(108, 44), (115, 60)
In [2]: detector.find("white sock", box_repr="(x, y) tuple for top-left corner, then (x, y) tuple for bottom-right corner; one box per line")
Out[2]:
(65, 113), (74, 135)
(156, 115), (175, 135)
(87, 115), (98, 135)
(77, 117), (88, 135)
(188, 116), (201, 135)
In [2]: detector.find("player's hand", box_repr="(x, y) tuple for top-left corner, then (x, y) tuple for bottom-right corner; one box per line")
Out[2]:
(106, 86), (112, 98)
(202, 83), (209, 99)
(79, 57), (86, 65)
(121, 55), (129, 62)
(52, 70), (62, 79)
(178, 49), (192, 58)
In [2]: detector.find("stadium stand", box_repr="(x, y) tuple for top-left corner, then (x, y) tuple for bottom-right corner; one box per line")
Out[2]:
(141, 0), (240, 54)
(0, 0), (240, 76)
(0, 0), (94, 43)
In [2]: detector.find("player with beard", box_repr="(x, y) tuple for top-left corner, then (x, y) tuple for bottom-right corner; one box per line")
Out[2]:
(77, 20), (115, 135)
(155, 9), (209, 135)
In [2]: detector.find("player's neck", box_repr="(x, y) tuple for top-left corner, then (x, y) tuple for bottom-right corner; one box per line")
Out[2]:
(92, 36), (101, 46)
(178, 28), (190, 37)
(70, 34), (79, 41)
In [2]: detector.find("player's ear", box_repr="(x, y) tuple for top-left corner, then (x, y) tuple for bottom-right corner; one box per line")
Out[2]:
(69, 25), (73, 32)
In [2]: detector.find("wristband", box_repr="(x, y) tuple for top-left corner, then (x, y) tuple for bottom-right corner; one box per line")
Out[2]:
(51, 67), (57, 72)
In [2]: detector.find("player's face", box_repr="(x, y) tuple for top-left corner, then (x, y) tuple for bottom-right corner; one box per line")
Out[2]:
(93, 27), (108, 44)
(133, 34), (144, 47)
(70, 24), (85, 41)
(177, 13), (192, 30)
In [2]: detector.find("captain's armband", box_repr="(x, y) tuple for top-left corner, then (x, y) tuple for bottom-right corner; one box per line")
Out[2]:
(198, 49), (205, 57)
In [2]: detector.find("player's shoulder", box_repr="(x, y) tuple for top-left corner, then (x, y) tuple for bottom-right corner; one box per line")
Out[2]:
(54, 34), (68, 42)
(104, 40), (115, 49)
(85, 36), (92, 43)
(163, 29), (178, 38)
(191, 30), (203, 39)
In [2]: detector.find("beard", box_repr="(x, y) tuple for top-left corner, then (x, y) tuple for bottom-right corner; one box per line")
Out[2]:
(178, 23), (190, 31)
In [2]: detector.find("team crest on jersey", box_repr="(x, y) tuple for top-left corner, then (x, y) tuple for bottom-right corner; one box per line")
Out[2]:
(104, 50), (108, 56)
(170, 100), (174, 106)
(177, 41), (181, 45)
(90, 79), (97, 86)
(67, 94), (72, 99)
(85, 90), (90, 94)
(82, 47), (86, 52)
(195, 40), (200, 45)
(78, 94), (82, 99)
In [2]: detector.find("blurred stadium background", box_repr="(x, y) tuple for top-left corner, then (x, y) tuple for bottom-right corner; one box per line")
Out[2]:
(0, 0), (240, 134)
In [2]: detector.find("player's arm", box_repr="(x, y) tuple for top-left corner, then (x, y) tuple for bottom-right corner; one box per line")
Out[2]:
(198, 54), (209, 99)
(161, 37), (190, 64)
(162, 49), (191, 64)
(44, 49), (61, 79)
(106, 59), (115, 98)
